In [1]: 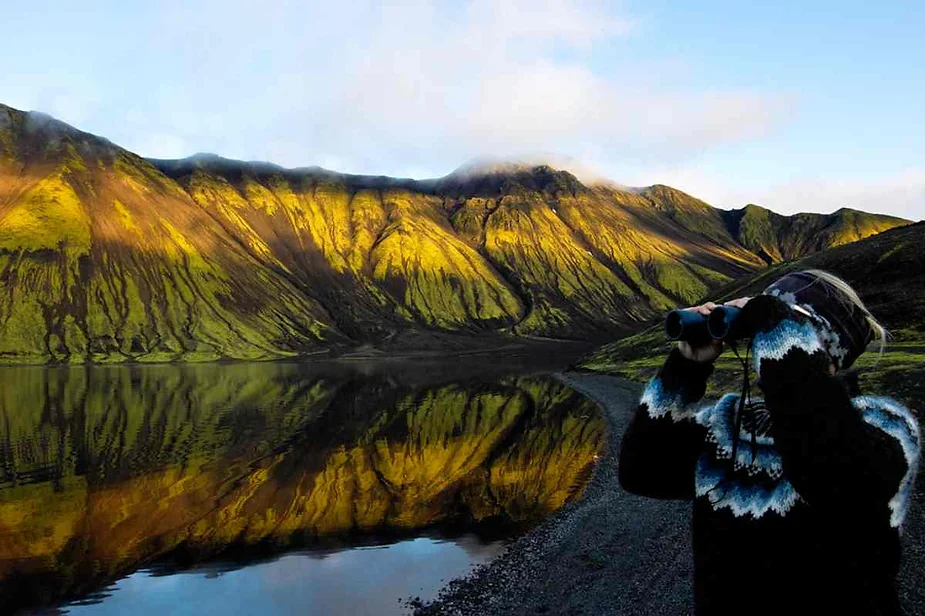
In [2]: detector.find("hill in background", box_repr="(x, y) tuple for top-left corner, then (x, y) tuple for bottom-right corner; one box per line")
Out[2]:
(0, 103), (911, 363)
(722, 203), (908, 264)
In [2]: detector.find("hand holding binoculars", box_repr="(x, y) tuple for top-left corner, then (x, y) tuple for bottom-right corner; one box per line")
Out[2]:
(664, 305), (745, 346)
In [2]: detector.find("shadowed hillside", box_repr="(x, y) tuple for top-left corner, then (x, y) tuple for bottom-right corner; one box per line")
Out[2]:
(0, 103), (909, 363)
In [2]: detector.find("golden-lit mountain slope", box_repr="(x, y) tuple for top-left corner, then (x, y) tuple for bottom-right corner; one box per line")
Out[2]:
(722, 203), (909, 264)
(0, 104), (909, 362)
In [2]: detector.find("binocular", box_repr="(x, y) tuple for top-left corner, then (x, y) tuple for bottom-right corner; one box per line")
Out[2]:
(664, 306), (743, 346)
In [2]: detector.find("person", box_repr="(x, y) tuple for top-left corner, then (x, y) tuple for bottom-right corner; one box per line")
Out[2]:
(619, 269), (920, 616)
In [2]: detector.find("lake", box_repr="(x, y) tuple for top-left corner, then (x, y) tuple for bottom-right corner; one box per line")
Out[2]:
(0, 354), (604, 614)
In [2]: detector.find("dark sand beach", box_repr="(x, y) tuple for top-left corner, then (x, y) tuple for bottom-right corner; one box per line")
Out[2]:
(415, 372), (925, 616)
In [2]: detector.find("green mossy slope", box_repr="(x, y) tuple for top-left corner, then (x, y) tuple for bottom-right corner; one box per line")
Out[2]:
(0, 106), (338, 364)
(438, 166), (765, 337)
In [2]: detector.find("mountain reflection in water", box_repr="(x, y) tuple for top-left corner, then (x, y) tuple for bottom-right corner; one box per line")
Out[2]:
(0, 358), (604, 612)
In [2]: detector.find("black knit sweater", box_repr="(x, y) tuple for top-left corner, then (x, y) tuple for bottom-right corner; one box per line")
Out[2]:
(619, 295), (920, 616)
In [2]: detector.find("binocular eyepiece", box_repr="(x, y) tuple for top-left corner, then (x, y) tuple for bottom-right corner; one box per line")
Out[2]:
(664, 306), (743, 345)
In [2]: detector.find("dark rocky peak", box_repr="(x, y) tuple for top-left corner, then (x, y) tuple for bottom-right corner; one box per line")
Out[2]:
(435, 160), (588, 199)
(0, 103), (120, 164)
(149, 153), (286, 179)
(149, 153), (424, 191)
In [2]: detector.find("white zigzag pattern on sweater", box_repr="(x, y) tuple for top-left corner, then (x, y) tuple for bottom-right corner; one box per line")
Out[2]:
(751, 318), (825, 376)
(640, 377), (709, 422)
(695, 394), (803, 519)
(691, 391), (919, 525)
(852, 395), (920, 528)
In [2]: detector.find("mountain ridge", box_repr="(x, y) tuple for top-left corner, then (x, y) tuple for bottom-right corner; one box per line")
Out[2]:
(0, 103), (911, 363)
(720, 202), (908, 264)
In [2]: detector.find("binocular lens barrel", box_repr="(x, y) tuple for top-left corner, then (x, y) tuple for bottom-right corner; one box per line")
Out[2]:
(664, 306), (743, 343)
(664, 309), (711, 346)
(664, 310), (685, 340)
(707, 306), (741, 340)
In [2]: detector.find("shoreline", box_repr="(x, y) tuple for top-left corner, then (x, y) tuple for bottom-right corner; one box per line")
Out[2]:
(412, 372), (695, 615)
(414, 371), (925, 615)
(0, 337), (596, 368)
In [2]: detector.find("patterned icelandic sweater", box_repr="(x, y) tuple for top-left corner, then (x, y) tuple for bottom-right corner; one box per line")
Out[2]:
(619, 296), (920, 616)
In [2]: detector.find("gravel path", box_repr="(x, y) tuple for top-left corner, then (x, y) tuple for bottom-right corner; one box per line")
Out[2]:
(413, 372), (925, 616)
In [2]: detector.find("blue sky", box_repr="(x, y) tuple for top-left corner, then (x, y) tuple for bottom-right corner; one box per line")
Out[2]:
(2, 0), (923, 219)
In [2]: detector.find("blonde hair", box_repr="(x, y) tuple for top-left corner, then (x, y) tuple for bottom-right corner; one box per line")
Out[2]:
(799, 269), (888, 355)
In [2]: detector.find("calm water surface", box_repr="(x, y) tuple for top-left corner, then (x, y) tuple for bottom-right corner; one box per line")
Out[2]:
(64, 536), (504, 616)
(0, 356), (604, 614)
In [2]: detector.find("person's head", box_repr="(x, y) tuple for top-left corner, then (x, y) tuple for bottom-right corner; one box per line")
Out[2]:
(762, 269), (886, 373)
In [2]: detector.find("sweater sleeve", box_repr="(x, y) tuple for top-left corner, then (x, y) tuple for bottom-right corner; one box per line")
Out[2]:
(618, 347), (712, 500)
(744, 295), (920, 526)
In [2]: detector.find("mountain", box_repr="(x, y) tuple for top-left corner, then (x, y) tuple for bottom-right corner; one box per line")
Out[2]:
(0, 106), (342, 364)
(0, 103), (910, 363)
(722, 203), (908, 264)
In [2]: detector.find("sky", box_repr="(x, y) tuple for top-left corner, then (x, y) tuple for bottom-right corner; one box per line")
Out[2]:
(2, 0), (923, 219)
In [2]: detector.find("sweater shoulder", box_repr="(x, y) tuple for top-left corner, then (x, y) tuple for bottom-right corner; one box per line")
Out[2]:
(851, 395), (920, 449)
(852, 395), (920, 527)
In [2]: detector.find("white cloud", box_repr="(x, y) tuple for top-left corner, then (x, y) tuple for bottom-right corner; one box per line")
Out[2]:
(134, 134), (190, 159)
(0, 0), (788, 179)
(283, 1), (784, 174)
